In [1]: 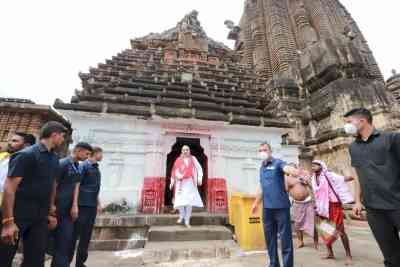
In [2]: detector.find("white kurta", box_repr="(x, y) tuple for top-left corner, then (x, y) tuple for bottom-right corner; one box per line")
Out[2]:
(0, 157), (10, 193)
(173, 156), (204, 208)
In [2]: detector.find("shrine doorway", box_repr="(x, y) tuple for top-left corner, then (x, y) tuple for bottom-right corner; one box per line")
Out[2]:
(165, 137), (208, 209)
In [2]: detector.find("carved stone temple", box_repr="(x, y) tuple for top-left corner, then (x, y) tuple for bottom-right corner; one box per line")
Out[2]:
(54, 1), (400, 211)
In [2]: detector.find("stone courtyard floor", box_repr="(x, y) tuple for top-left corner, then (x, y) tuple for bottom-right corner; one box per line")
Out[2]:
(46, 225), (384, 267)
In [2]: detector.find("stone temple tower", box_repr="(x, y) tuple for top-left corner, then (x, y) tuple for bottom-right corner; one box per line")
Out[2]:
(227, 0), (400, 172)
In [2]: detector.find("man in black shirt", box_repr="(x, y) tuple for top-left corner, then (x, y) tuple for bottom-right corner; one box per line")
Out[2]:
(71, 146), (103, 267)
(0, 122), (67, 267)
(51, 142), (93, 267)
(0, 132), (36, 266)
(0, 132), (36, 194)
(344, 108), (400, 267)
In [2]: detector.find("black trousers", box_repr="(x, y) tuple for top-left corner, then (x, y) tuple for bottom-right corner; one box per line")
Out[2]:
(51, 214), (75, 267)
(367, 209), (400, 267)
(70, 206), (97, 267)
(0, 210), (48, 267)
(0, 209), (18, 267)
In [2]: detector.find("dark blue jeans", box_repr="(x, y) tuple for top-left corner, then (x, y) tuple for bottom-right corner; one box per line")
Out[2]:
(51, 214), (75, 267)
(71, 206), (97, 267)
(263, 208), (293, 267)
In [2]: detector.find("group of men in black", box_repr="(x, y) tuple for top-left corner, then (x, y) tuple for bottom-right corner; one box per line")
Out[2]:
(0, 121), (103, 267)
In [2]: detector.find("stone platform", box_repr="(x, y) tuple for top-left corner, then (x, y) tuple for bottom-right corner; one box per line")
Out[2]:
(144, 223), (237, 264)
(44, 224), (383, 267)
(143, 240), (239, 264)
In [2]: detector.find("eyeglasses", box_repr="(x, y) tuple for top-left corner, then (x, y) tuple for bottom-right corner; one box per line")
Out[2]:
(259, 149), (269, 152)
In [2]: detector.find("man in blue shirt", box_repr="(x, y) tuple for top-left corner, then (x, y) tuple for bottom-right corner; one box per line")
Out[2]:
(252, 142), (303, 267)
(71, 146), (103, 267)
(0, 121), (68, 267)
(51, 142), (93, 267)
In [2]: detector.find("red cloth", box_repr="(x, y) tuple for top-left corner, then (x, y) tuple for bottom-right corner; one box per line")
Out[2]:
(316, 202), (345, 246)
(172, 156), (196, 192)
(172, 156), (195, 180)
(329, 202), (344, 232)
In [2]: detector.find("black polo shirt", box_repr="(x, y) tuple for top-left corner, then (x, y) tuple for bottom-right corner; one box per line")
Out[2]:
(349, 129), (400, 210)
(56, 156), (81, 216)
(78, 160), (101, 207)
(8, 143), (59, 221)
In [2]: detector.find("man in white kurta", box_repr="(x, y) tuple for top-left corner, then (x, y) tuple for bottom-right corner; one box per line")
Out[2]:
(170, 145), (203, 228)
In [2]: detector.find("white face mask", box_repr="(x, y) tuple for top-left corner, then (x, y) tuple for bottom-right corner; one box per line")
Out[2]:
(260, 152), (270, 160)
(344, 123), (358, 135)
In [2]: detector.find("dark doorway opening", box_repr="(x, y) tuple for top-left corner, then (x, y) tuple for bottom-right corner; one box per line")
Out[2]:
(165, 137), (208, 209)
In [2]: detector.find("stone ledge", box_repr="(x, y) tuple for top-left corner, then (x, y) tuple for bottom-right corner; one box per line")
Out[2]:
(148, 225), (233, 242)
(89, 239), (146, 251)
(95, 213), (229, 227)
(143, 240), (239, 264)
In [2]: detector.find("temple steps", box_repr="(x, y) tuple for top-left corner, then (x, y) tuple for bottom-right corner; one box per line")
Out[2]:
(142, 240), (240, 264)
(89, 213), (231, 252)
(95, 213), (228, 227)
(143, 224), (239, 264)
(147, 225), (233, 242)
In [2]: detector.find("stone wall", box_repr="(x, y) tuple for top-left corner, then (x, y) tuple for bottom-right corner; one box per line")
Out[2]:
(235, 0), (399, 175)
(0, 99), (72, 154)
(0, 111), (43, 146)
(237, 0), (383, 81)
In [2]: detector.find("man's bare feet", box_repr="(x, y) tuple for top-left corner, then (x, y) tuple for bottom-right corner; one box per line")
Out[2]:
(322, 254), (335, 260)
(314, 242), (319, 250)
(296, 241), (305, 249)
(345, 256), (353, 265)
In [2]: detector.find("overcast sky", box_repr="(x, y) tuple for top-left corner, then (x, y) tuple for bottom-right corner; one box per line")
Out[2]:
(0, 1), (399, 105)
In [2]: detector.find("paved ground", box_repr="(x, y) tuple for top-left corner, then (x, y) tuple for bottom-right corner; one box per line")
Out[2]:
(45, 225), (384, 267)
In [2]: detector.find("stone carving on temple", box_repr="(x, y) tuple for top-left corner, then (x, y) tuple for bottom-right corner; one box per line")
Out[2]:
(179, 10), (206, 38)
(387, 69), (400, 104)
(293, 1), (319, 48)
(224, 20), (241, 42)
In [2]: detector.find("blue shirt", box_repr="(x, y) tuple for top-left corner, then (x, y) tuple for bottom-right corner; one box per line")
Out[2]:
(78, 160), (101, 207)
(8, 143), (59, 220)
(260, 158), (290, 209)
(56, 156), (82, 216)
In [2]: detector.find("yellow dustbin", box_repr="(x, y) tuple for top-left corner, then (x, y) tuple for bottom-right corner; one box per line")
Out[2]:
(228, 192), (241, 226)
(229, 193), (266, 251)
